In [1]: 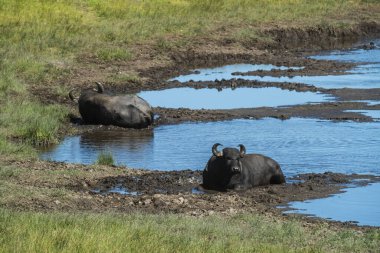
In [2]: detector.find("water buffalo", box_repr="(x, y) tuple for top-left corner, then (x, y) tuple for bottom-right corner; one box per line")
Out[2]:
(69, 82), (154, 128)
(362, 42), (376, 50)
(202, 143), (285, 191)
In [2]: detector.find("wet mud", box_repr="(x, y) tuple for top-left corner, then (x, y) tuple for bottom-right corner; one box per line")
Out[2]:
(4, 159), (380, 229)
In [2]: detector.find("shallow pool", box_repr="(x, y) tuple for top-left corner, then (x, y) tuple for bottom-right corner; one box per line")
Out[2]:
(171, 45), (380, 89)
(284, 182), (380, 227)
(40, 118), (380, 176)
(138, 87), (332, 109)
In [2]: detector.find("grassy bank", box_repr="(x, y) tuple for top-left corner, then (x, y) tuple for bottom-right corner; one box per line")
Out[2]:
(1, 209), (379, 253)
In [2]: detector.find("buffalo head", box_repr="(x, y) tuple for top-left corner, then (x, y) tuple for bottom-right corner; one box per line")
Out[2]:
(203, 143), (246, 190)
(212, 143), (246, 174)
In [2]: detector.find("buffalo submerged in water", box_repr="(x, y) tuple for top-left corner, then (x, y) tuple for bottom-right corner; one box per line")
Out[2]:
(202, 143), (286, 191)
(69, 82), (153, 128)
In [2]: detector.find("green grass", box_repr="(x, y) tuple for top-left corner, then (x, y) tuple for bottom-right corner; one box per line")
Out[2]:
(0, 209), (379, 253)
(0, 99), (68, 146)
(96, 151), (115, 166)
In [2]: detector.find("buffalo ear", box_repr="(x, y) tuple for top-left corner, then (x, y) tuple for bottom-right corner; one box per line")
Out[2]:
(238, 144), (246, 158)
(212, 143), (223, 157)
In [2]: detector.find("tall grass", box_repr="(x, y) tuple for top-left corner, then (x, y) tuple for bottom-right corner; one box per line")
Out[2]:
(1, 209), (379, 253)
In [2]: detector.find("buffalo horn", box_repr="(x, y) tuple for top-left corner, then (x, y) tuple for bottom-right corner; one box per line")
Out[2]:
(68, 88), (78, 103)
(238, 144), (246, 157)
(212, 143), (223, 157)
(95, 82), (104, 93)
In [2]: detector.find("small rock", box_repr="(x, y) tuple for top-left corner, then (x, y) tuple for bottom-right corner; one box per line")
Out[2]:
(178, 197), (185, 204)
(143, 199), (152, 205)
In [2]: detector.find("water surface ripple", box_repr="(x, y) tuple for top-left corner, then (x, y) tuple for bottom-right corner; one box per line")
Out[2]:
(40, 118), (380, 177)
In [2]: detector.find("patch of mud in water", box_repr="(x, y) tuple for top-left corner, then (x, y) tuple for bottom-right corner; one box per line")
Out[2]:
(191, 188), (205, 194)
(284, 183), (380, 227)
(348, 100), (380, 106)
(92, 185), (140, 196)
(138, 87), (332, 109)
(345, 110), (380, 121)
(170, 64), (303, 82)
(40, 118), (380, 177)
(171, 45), (380, 89)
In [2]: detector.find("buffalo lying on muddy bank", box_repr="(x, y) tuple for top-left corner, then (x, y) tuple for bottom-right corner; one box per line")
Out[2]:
(202, 144), (286, 191)
(69, 82), (154, 128)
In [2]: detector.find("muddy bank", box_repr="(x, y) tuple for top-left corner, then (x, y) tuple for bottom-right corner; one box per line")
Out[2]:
(154, 101), (380, 126)
(2, 159), (379, 229)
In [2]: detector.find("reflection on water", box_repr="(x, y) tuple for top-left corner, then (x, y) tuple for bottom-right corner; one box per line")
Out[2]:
(40, 118), (380, 176)
(171, 46), (380, 89)
(40, 129), (154, 166)
(285, 183), (380, 227)
(139, 87), (332, 109)
(170, 64), (302, 81)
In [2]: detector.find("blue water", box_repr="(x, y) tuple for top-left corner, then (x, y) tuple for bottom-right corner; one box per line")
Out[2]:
(171, 45), (380, 89)
(285, 183), (380, 226)
(138, 87), (332, 109)
(345, 110), (380, 120)
(169, 64), (302, 82)
(310, 40), (380, 62)
(40, 118), (380, 177)
(349, 100), (380, 106)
